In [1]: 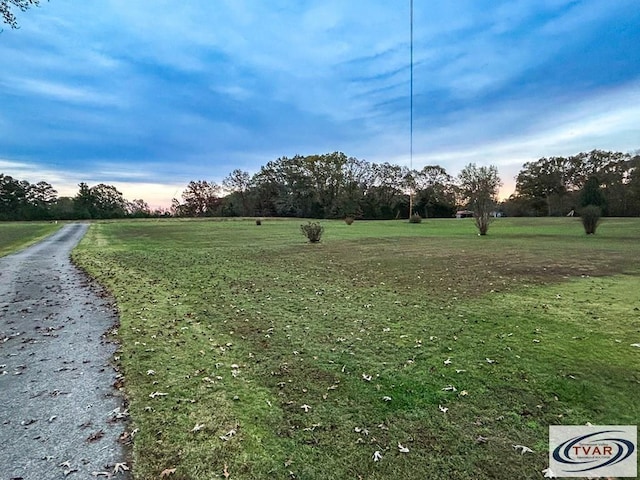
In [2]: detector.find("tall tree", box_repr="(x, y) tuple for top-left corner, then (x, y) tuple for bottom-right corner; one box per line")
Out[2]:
(128, 198), (151, 217)
(515, 156), (571, 216)
(457, 164), (502, 235)
(72, 182), (128, 219)
(579, 176), (606, 211)
(222, 169), (252, 216)
(0, 174), (29, 220)
(91, 183), (128, 218)
(74, 182), (94, 219)
(180, 180), (221, 217)
(626, 155), (640, 216)
(410, 165), (456, 218)
(363, 162), (409, 219)
(25, 180), (57, 219)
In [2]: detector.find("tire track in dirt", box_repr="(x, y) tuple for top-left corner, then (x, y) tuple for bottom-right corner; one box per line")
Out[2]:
(0, 224), (129, 479)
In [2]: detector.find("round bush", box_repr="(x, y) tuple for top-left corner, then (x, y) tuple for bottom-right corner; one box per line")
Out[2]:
(300, 222), (324, 243)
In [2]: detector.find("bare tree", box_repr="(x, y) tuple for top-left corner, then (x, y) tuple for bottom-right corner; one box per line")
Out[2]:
(458, 164), (502, 235)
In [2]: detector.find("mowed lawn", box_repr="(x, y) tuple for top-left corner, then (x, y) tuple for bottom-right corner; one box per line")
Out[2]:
(72, 218), (640, 479)
(0, 221), (62, 257)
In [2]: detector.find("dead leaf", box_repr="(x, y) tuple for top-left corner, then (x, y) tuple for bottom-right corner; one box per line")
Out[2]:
(191, 423), (205, 432)
(113, 463), (129, 474)
(223, 464), (230, 479)
(86, 430), (105, 443)
(160, 467), (176, 477)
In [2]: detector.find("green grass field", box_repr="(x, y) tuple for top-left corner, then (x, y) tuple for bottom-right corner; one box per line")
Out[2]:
(71, 217), (640, 479)
(0, 221), (62, 257)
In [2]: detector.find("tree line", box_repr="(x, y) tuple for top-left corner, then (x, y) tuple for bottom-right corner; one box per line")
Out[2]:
(0, 176), (165, 221)
(508, 149), (640, 216)
(1, 149), (638, 222)
(173, 149), (639, 219)
(174, 152), (462, 219)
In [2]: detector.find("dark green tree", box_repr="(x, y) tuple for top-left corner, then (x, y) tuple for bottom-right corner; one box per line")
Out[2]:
(25, 180), (57, 219)
(72, 182), (128, 219)
(222, 169), (252, 216)
(410, 165), (457, 218)
(180, 180), (221, 217)
(90, 184), (128, 218)
(73, 182), (94, 219)
(515, 156), (571, 215)
(579, 176), (606, 211)
(0, 174), (29, 220)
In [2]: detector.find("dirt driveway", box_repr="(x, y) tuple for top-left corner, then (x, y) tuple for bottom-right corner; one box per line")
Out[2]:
(0, 224), (129, 479)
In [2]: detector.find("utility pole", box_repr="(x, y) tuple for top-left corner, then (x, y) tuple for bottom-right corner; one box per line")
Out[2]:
(409, 0), (414, 218)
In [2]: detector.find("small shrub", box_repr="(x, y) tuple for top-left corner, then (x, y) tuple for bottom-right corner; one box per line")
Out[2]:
(300, 222), (324, 243)
(344, 216), (355, 225)
(409, 214), (422, 224)
(580, 205), (601, 234)
(255, 219), (262, 226)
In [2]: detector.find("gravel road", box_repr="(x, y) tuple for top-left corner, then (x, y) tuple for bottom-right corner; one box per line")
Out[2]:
(0, 224), (130, 480)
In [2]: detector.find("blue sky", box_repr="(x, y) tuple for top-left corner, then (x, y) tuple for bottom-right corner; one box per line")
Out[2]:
(1, 0), (639, 207)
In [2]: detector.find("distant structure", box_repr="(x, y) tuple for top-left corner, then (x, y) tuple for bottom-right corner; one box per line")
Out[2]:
(456, 210), (474, 218)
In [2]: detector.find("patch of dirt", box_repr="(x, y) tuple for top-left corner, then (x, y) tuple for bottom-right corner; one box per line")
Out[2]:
(0, 224), (130, 479)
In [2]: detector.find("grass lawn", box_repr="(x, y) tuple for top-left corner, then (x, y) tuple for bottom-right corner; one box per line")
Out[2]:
(0, 221), (62, 257)
(72, 217), (640, 479)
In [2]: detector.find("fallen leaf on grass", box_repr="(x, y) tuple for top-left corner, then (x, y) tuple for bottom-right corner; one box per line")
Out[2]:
(191, 423), (205, 432)
(372, 451), (383, 462)
(631, 343), (640, 348)
(398, 443), (409, 453)
(300, 404), (311, 412)
(160, 468), (176, 477)
(439, 405), (448, 413)
(149, 391), (168, 399)
(219, 429), (236, 441)
(513, 444), (533, 454)
(223, 464), (230, 479)
(542, 467), (556, 478)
